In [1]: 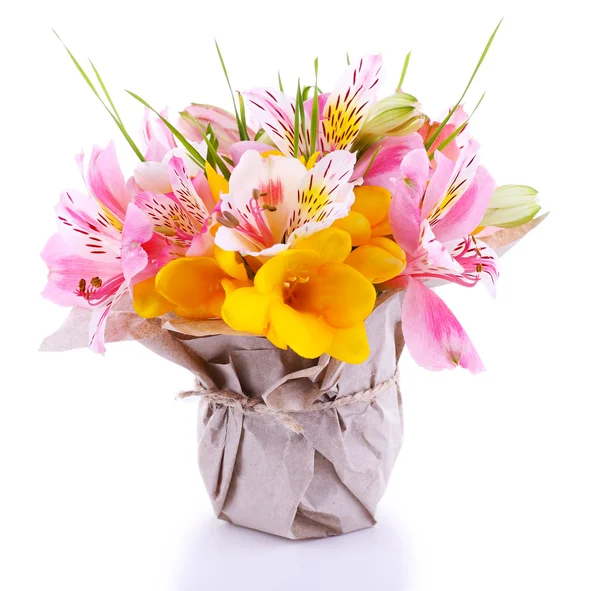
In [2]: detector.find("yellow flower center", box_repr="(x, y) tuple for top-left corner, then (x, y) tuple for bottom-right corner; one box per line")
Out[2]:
(282, 274), (310, 306)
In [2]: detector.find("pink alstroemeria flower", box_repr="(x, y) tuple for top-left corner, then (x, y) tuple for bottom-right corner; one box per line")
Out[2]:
(42, 145), (170, 353)
(215, 149), (357, 257)
(387, 141), (497, 373)
(245, 54), (383, 157)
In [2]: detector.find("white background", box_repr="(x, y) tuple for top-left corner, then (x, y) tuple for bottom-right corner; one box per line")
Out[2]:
(1, 1), (599, 589)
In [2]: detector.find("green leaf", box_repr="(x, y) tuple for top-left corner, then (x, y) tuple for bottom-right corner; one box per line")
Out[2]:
(396, 50), (412, 92)
(53, 30), (145, 161)
(425, 19), (502, 151)
(127, 91), (205, 168)
(346, 51), (351, 66)
(254, 128), (266, 142)
(434, 91), (486, 156)
(179, 111), (231, 179)
(237, 91), (249, 142)
(214, 39), (249, 141)
(310, 58), (319, 155)
(278, 71), (284, 92)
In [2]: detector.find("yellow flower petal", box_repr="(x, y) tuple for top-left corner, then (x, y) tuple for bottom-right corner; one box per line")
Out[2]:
(266, 323), (288, 350)
(155, 257), (225, 309)
(304, 151), (320, 170)
(369, 237), (407, 265)
(206, 163), (229, 203)
(370, 219), (392, 237)
(332, 211), (372, 246)
(293, 262), (375, 328)
(214, 245), (249, 281)
(254, 249), (320, 295)
(269, 302), (335, 359)
(291, 227), (352, 262)
(221, 287), (279, 335)
(327, 323), (370, 364)
(261, 149), (285, 158)
(173, 289), (225, 319)
(132, 276), (173, 318)
(352, 186), (392, 227)
(345, 244), (406, 284)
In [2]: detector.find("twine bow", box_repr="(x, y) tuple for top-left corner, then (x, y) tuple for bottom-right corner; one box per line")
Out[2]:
(178, 371), (399, 433)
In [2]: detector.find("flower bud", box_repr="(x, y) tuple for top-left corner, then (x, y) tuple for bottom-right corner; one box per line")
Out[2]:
(356, 93), (426, 142)
(481, 185), (541, 228)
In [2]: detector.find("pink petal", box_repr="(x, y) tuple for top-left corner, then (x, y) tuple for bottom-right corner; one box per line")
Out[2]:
(244, 88), (308, 156)
(432, 165), (496, 243)
(121, 204), (153, 285)
(142, 107), (177, 162)
(389, 148), (430, 256)
(86, 142), (131, 220)
(178, 104), (252, 151)
(167, 156), (210, 230)
(230, 140), (277, 166)
(421, 151), (455, 220)
(402, 277), (485, 373)
(352, 134), (425, 190)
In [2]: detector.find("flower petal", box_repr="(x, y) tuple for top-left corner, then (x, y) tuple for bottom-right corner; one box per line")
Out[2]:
(244, 88), (308, 156)
(389, 148), (430, 256)
(214, 245), (249, 281)
(269, 302), (335, 359)
(332, 211), (372, 246)
(142, 107), (177, 162)
(402, 278), (485, 373)
(352, 134), (425, 190)
(168, 156), (211, 230)
(254, 249), (321, 295)
(120, 203), (153, 285)
(321, 54), (383, 151)
(155, 257), (225, 309)
(287, 150), (357, 239)
(345, 243), (406, 284)
(132, 276), (173, 318)
(85, 142), (132, 221)
(291, 227), (352, 262)
(230, 141), (279, 166)
(351, 185), (391, 227)
(327, 323), (370, 364)
(432, 165), (496, 243)
(307, 262), (376, 327)
(221, 286), (278, 335)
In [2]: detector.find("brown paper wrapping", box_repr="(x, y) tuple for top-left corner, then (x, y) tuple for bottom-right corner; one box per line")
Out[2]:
(141, 290), (405, 539)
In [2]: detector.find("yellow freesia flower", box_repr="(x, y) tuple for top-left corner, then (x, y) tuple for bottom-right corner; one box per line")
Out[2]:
(221, 227), (376, 363)
(132, 251), (254, 320)
(334, 185), (407, 284)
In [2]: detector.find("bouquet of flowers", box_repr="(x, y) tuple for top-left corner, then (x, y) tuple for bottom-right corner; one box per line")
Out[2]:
(42, 25), (544, 539)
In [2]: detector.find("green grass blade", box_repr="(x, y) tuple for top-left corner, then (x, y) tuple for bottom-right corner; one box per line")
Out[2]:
(425, 19), (502, 151)
(434, 92), (486, 157)
(214, 39), (249, 141)
(278, 71), (284, 92)
(180, 112), (231, 179)
(237, 92), (249, 142)
(310, 58), (319, 155)
(53, 31), (145, 161)
(396, 51), (412, 92)
(128, 91), (205, 168)
(89, 60), (123, 125)
(346, 51), (351, 66)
